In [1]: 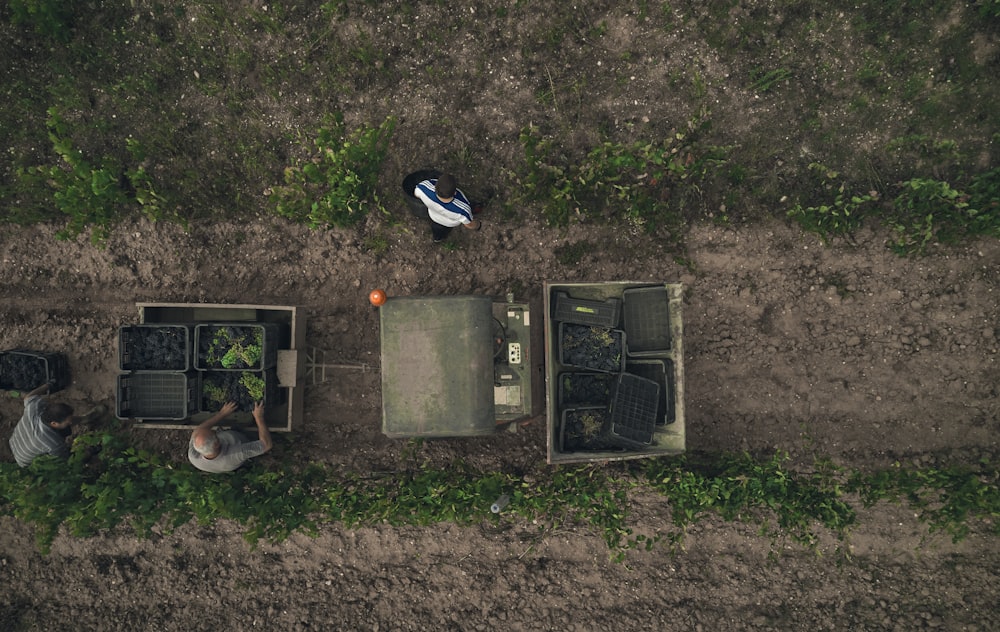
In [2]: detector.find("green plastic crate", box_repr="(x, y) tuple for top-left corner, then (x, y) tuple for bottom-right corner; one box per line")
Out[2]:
(117, 372), (198, 420)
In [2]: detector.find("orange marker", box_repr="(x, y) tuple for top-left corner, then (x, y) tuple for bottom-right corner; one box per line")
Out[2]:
(369, 288), (387, 307)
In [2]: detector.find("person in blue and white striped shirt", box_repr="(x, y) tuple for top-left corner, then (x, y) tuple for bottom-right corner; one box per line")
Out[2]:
(412, 173), (482, 243)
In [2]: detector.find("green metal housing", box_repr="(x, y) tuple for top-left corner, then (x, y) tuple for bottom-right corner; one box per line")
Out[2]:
(380, 296), (497, 438)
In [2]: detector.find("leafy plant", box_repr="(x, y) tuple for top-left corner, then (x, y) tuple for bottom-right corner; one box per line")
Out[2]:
(269, 113), (396, 228)
(205, 327), (264, 370)
(1, 437), (997, 560)
(240, 373), (266, 402)
(787, 163), (878, 240)
(847, 460), (1000, 543)
(886, 177), (999, 255)
(788, 161), (1000, 255)
(515, 114), (727, 232)
(750, 67), (792, 93)
(15, 108), (172, 243)
(977, 0), (1000, 18)
(202, 382), (228, 407)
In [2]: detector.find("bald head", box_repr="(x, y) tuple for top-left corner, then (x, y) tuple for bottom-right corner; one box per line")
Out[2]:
(192, 428), (221, 458)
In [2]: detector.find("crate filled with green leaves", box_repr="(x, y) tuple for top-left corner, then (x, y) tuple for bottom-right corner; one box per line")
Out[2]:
(200, 368), (280, 412)
(195, 323), (280, 371)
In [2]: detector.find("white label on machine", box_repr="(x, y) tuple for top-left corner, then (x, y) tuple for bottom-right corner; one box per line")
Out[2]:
(494, 385), (522, 406)
(507, 342), (522, 364)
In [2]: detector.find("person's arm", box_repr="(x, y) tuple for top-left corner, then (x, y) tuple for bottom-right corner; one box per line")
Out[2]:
(253, 402), (273, 453)
(23, 383), (50, 402)
(195, 401), (238, 431)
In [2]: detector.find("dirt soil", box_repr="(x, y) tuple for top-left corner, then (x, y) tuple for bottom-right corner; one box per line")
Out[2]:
(1, 215), (997, 631)
(1, 1), (999, 629)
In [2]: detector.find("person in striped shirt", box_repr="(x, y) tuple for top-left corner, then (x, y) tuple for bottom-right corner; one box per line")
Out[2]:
(9, 383), (79, 467)
(412, 173), (482, 243)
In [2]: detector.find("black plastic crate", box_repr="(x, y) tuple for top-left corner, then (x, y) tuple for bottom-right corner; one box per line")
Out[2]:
(116, 372), (198, 420)
(557, 372), (615, 408)
(559, 406), (618, 452)
(607, 372), (660, 448)
(0, 349), (71, 393)
(622, 286), (671, 356)
(195, 323), (280, 371)
(552, 292), (622, 328)
(199, 368), (280, 413)
(558, 323), (626, 373)
(625, 359), (675, 425)
(119, 324), (193, 371)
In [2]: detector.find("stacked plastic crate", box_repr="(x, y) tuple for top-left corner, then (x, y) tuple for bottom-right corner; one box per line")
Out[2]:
(193, 323), (281, 413)
(0, 349), (71, 393)
(554, 286), (677, 452)
(116, 324), (198, 420)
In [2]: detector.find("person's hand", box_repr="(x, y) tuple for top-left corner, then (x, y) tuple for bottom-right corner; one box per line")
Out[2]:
(220, 401), (238, 417)
(253, 401), (265, 422)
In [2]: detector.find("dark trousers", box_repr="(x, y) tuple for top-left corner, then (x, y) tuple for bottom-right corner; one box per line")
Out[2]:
(431, 221), (453, 241)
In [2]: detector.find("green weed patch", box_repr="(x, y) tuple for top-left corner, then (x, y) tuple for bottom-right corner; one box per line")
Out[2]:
(268, 114), (395, 229)
(14, 108), (174, 243)
(1, 1), (997, 255)
(1, 434), (995, 559)
(514, 114), (727, 235)
(788, 166), (1000, 254)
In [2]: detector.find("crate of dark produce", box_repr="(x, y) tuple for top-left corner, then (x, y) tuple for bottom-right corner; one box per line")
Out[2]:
(560, 406), (617, 452)
(116, 372), (198, 420)
(607, 372), (660, 448)
(0, 350), (71, 393)
(622, 285), (672, 356)
(557, 372), (615, 408)
(195, 323), (280, 371)
(200, 368), (280, 413)
(625, 359), (674, 425)
(558, 323), (625, 373)
(552, 292), (622, 328)
(119, 324), (193, 371)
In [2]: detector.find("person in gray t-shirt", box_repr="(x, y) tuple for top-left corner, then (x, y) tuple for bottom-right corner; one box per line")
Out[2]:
(188, 401), (272, 473)
(8, 383), (104, 467)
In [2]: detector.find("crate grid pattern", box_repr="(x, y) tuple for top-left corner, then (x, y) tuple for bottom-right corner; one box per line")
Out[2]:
(117, 373), (197, 419)
(608, 373), (660, 446)
(622, 286), (672, 355)
(625, 359), (673, 425)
